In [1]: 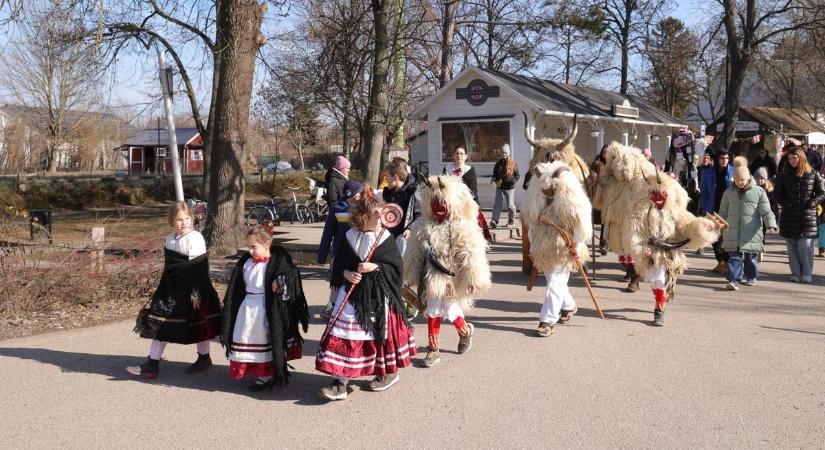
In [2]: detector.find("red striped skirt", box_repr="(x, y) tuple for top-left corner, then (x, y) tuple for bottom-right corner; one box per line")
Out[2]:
(316, 308), (416, 379)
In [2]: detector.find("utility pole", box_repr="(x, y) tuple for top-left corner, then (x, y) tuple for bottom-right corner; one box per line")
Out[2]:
(158, 49), (184, 202)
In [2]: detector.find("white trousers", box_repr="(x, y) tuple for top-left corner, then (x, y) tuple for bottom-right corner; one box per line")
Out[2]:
(540, 267), (575, 324)
(149, 339), (210, 360)
(644, 265), (666, 289)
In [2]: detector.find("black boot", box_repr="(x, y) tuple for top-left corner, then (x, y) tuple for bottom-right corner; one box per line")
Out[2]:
(621, 266), (632, 281)
(185, 353), (213, 374)
(126, 357), (160, 378)
(625, 275), (641, 293)
(653, 308), (665, 327)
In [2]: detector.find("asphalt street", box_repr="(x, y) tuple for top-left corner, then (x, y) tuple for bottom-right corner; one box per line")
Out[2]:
(1, 237), (823, 449)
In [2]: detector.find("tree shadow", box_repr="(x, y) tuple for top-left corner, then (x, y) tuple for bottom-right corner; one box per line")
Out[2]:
(0, 347), (332, 405)
(759, 326), (825, 336)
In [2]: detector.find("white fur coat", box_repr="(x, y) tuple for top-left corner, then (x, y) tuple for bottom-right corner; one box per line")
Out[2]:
(403, 175), (491, 309)
(522, 161), (592, 272)
(592, 142), (720, 276)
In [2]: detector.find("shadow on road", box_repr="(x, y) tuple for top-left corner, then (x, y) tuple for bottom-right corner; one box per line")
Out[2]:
(759, 326), (825, 336)
(0, 347), (335, 405)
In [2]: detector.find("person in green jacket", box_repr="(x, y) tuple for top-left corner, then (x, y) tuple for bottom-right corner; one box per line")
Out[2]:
(718, 158), (778, 290)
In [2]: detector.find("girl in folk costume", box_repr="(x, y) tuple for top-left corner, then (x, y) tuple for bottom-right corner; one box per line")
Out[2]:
(404, 175), (492, 367)
(593, 143), (722, 326)
(522, 161), (592, 336)
(222, 223), (309, 391)
(316, 188), (416, 401)
(128, 202), (222, 378)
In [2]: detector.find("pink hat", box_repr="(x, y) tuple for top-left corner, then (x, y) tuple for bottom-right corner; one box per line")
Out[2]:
(642, 148), (652, 159)
(335, 155), (351, 170)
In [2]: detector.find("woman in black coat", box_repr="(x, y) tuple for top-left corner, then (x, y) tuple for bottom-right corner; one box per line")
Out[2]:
(773, 148), (825, 283)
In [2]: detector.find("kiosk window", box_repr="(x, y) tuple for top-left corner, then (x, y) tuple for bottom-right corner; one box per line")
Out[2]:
(441, 120), (509, 162)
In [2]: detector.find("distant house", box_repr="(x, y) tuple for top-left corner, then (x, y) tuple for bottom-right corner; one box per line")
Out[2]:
(117, 128), (204, 175)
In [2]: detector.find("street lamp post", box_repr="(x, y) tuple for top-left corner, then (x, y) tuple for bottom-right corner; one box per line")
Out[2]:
(158, 49), (184, 202)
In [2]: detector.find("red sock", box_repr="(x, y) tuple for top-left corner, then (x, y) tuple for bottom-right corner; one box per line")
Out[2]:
(427, 317), (442, 336)
(652, 288), (667, 309)
(453, 316), (466, 330)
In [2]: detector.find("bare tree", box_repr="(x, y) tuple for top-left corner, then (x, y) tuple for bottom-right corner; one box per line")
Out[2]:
(592, 0), (665, 94)
(364, 0), (396, 186)
(1, 5), (103, 173)
(716, 0), (825, 150)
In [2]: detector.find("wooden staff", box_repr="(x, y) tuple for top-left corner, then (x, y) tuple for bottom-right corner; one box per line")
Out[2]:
(539, 214), (605, 320)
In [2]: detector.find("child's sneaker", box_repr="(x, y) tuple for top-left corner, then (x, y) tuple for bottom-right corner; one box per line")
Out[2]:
(368, 373), (399, 392)
(653, 308), (665, 327)
(726, 281), (739, 291)
(457, 323), (474, 354)
(320, 380), (348, 401)
(507, 219), (515, 227)
(489, 221), (498, 229)
(126, 357), (159, 378)
(801, 275), (812, 283)
(790, 275), (800, 283)
(744, 279), (756, 286)
(536, 322), (554, 337)
(422, 348), (440, 368)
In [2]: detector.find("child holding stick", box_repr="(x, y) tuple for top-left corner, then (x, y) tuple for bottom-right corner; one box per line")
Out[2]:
(315, 188), (416, 401)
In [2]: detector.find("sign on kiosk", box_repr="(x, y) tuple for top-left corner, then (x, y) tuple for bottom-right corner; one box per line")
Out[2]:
(806, 132), (825, 145)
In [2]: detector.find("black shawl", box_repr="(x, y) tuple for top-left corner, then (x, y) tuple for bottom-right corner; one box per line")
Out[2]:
(221, 243), (309, 386)
(330, 232), (407, 342)
(135, 249), (222, 344)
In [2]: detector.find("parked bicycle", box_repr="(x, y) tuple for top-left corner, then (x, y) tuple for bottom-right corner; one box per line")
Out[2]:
(304, 177), (328, 223)
(246, 187), (312, 227)
(187, 197), (208, 232)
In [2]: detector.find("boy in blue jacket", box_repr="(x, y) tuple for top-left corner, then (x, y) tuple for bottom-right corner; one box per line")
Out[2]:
(318, 180), (362, 319)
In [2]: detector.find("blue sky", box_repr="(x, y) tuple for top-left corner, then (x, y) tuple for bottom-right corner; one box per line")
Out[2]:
(1, 0), (708, 126)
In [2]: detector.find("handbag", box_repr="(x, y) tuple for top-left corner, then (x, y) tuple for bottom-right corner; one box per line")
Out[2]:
(134, 299), (152, 329)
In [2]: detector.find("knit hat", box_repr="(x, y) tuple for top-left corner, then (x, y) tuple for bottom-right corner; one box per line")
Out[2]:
(753, 166), (768, 181)
(335, 155), (351, 170)
(733, 156), (748, 167)
(733, 165), (750, 181)
(343, 180), (362, 198)
(501, 144), (511, 156)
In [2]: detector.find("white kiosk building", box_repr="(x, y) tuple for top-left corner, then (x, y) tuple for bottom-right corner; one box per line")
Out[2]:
(409, 66), (688, 206)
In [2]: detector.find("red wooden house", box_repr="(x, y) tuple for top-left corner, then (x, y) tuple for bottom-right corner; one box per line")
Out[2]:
(117, 128), (204, 175)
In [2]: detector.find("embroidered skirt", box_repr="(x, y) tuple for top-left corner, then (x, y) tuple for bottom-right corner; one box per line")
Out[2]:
(316, 288), (416, 379)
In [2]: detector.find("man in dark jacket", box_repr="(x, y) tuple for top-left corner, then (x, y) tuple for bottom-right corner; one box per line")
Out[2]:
(806, 145), (823, 173)
(749, 148), (778, 180)
(711, 150), (733, 273)
(325, 155), (350, 205)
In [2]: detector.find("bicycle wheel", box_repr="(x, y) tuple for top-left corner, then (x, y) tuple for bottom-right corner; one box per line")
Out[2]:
(246, 206), (274, 227)
(296, 204), (313, 224)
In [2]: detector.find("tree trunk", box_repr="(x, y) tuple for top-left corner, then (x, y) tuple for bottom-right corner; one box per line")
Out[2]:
(391, 0), (405, 150)
(486, 0), (494, 69)
(205, 0), (266, 256)
(438, 0), (459, 87)
(721, 52), (750, 151)
(202, 47), (222, 199)
(365, 0), (393, 186)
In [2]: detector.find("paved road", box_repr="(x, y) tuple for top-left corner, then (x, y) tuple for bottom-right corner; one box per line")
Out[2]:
(1, 237), (824, 449)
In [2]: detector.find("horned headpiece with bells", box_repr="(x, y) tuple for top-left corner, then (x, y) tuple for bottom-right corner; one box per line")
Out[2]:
(523, 111), (578, 164)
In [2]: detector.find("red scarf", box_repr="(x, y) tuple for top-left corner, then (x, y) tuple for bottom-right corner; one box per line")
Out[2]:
(430, 199), (449, 223)
(252, 256), (270, 266)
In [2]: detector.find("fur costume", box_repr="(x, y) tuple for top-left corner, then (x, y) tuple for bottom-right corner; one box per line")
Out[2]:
(404, 175), (492, 309)
(521, 112), (589, 227)
(523, 161), (593, 272)
(593, 142), (721, 287)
